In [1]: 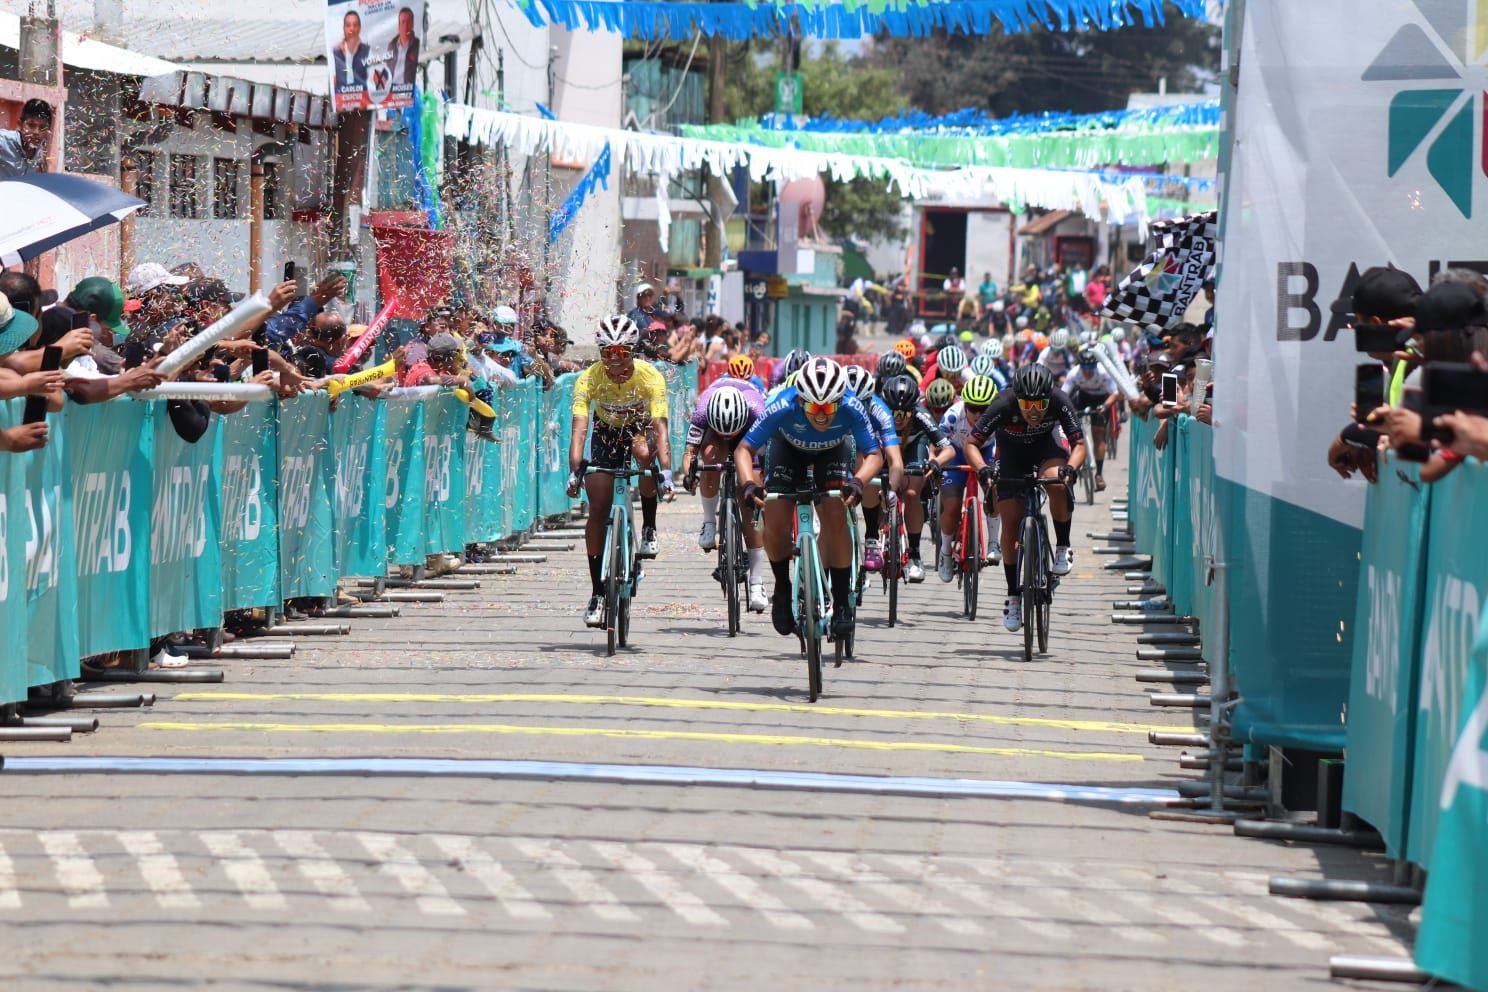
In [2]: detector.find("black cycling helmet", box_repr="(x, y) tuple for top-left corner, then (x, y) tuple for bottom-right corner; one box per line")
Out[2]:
(1078, 348), (1099, 366)
(1014, 363), (1056, 402)
(877, 351), (907, 379)
(881, 374), (921, 412)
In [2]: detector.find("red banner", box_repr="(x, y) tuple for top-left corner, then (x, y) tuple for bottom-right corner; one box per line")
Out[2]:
(371, 225), (453, 320)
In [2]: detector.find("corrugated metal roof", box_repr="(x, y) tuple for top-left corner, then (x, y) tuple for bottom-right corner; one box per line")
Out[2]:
(0, 9), (181, 76)
(117, 18), (477, 64)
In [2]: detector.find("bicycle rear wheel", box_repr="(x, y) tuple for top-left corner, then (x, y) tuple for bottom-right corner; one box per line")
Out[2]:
(1082, 461), (1094, 505)
(801, 547), (823, 701)
(1021, 514), (1039, 663)
(962, 509), (980, 621)
(886, 499), (901, 627)
(722, 499), (740, 636)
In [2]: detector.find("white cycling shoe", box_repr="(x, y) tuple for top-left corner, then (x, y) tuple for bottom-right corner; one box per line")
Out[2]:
(698, 519), (717, 551)
(906, 558), (926, 583)
(937, 555), (955, 583)
(1003, 596), (1023, 632)
(639, 527), (659, 558)
(747, 583), (768, 613)
(584, 595), (605, 628)
(1052, 546), (1073, 576)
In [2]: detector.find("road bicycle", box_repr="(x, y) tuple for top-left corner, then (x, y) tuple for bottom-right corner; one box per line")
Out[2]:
(1002, 474), (1065, 662)
(949, 465), (986, 621)
(589, 465), (649, 657)
(1077, 408), (1102, 505)
(767, 486), (855, 701)
(871, 468), (909, 627)
(701, 461), (748, 636)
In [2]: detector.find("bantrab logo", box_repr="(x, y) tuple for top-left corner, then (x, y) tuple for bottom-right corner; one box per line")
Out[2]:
(1143, 254), (1184, 296)
(1365, 8), (1485, 217)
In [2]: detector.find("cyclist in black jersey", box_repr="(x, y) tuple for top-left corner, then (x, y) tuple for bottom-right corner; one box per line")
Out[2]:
(964, 363), (1087, 632)
(881, 374), (952, 581)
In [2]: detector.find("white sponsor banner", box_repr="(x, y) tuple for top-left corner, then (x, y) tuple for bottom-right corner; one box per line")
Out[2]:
(1214, 1), (1488, 528)
(326, 0), (424, 113)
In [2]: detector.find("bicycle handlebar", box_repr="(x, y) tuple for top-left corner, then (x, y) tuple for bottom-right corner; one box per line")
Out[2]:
(585, 466), (656, 479)
(764, 489), (846, 504)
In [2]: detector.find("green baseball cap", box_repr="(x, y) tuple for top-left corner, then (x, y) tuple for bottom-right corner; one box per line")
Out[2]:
(0, 291), (39, 356)
(69, 276), (132, 336)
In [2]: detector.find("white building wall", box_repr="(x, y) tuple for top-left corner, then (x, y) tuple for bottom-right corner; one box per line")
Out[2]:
(965, 210), (1014, 289)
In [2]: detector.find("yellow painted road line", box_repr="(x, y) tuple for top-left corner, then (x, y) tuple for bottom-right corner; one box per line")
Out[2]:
(136, 721), (1144, 762)
(173, 693), (1192, 736)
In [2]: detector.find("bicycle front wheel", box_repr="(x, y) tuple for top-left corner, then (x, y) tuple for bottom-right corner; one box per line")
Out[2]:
(722, 499), (740, 636)
(1021, 513), (1039, 663)
(962, 510), (980, 622)
(605, 512), (625, 657)
(886, 500), (901, 627)
(801, 546), (823, 702)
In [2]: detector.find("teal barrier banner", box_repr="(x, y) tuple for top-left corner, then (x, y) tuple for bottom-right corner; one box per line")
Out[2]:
(1341, 456), (1430, 859)
(0, 400), (32, 702)
(1220, 476), (1361, 753)
(1171, 417), (1221, 629)
(67, 401), (151, 658)
(1406, 461), (1487, 867)
(1127, 414), (1160, 554)
(20, 407), (79, 687)
(149, 407), (223, 637)
(464, 430), (502, 543)
(383, 399), (427, 565)
(511, 380), (538, 534)
(495, 384), (524, 539)
(220, 402), (281, 611)
(538, 373), (577, 519)
(1148, 418), (1176, 589)
(422, 395), (468, 554)
(1167, 417), (1198, 620)
(278, 393), (337, 599)
(333, 394), (387, 576)
(1415, 602), (1488, 992)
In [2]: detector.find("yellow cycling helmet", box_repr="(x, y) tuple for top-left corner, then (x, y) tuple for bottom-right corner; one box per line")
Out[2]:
(962, 374), (999, 407)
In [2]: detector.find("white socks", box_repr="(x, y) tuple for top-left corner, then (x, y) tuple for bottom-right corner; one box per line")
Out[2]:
(748, 547), (766, 585)
(701, 493), (719, 526)
(940, 531), (954, 556)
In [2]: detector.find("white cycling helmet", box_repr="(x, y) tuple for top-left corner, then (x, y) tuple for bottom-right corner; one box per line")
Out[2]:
(1111, 325), (1128, 342)
(1049, 328), (1071, 350)
(991, 299), (1005, 313)
(796, 356), (850, 406)
(706, 385), (752, 437)
(980, 338), (1004, 360)
(936, 344), (967, 374)
(596, 314), (639, 348)
(969, 354), (998, 379)
(843, 364), (876, 400)
(1015, 315), (1030, 330)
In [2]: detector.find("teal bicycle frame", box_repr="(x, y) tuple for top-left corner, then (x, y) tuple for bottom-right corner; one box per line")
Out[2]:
(591, 465), (646, 656)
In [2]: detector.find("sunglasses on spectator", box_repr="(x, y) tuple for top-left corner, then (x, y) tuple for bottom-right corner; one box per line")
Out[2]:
(801, 400), (838, 417)
(1017, 397), (1049, 411)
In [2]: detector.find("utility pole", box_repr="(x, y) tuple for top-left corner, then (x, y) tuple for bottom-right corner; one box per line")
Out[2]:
(703, 31), (729, 272)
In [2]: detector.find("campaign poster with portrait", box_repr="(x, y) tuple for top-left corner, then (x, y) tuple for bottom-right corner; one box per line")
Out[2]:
(325, 0), (424, 112)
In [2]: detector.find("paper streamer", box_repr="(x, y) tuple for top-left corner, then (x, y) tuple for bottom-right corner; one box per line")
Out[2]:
(382, 386), (444, 401)
(132, 382), (276, 403)
(327, 359), (396, 397)
(453, 387), (497, 418)
(756, 100), (1221, 137)
(334, 297), (400, 374)
(155, 292), (273, 377)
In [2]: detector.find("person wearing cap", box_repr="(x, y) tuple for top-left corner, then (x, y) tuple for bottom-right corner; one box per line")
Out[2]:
(627, 282), (660, 331)
(400, 332), (470, 387)
(44, 277), (165, 400)
(0, 272), (96, 374)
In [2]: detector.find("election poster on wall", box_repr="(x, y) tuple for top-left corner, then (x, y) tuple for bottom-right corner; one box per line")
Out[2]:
(325, 0), (424, 113)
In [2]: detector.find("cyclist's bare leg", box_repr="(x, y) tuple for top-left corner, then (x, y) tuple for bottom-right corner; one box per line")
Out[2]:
(997, 495), (1025, 595)
(903, 475), (924, 536)
(632, 431), (661, 539)
(1041, 458), (1071, 522)
(816, 497), (851, 567)
(763, 499), (794, 563)
(583, 474), (615, 557)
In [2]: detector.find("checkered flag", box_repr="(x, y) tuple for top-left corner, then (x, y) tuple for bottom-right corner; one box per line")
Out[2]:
(1102, 210), (1218, 331)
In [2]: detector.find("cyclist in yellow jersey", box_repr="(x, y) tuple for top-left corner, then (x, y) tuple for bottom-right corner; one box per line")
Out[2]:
(567, 314), (673, 627)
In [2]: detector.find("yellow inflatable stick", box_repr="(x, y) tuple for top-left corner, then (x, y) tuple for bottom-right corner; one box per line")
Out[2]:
(453, 387), (496, 418)
(327, 358), (395, 397)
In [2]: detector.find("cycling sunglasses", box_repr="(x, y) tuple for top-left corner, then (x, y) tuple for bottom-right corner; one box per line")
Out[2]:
(800, 399), (839, 416)
(1017, 397), (1050, 411)
(600, 345), (633, 363)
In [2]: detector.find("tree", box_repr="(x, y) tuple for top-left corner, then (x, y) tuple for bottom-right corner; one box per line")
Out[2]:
(869, 4), (1219, 116)
(722, 42), (908, 243)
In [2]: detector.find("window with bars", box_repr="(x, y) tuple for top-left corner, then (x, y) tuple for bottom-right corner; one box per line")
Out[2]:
(213, 158), (241, 220)
(134, 151), (155, 215)
(169, 154), (199, 219)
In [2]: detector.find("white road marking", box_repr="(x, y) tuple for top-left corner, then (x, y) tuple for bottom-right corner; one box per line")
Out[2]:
(1088, 866), (1247, 948)
(38, 832), (108, 909)
(356, 833), (464, 916)
(429, 835), (550, 920)
(949, 857), (1074, 940)
(659, 843), (813, 931)
(590, 841), (727, 927)
(1157, 874), (1332, 950)
(728, 847), (904, 934)
(117, 831), (199, 909)
(802, 851), (981, 936)
(272, 831), (369, 913)
(510, 838), (637, 923)
(199, 832), (287, 910)
(0, 840), (20, 909)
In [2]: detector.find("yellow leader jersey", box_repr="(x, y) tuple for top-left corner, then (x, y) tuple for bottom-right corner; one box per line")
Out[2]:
(572, 360), (670, 427)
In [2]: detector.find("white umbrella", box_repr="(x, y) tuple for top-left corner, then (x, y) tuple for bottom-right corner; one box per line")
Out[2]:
(0, 172), (145, 266)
